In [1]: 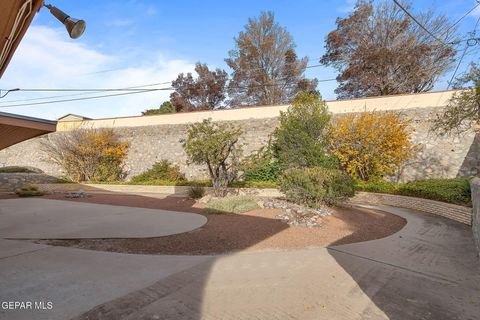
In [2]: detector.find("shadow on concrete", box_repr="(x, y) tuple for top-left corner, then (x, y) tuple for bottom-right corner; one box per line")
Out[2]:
(5, 187), (467, 319)
(1, 187), (289, 319)
(327, 206), (480, 320)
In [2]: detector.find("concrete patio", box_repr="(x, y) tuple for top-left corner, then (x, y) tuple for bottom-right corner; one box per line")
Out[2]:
(0, 205), (479, 319)
(0, 198), (207, 239)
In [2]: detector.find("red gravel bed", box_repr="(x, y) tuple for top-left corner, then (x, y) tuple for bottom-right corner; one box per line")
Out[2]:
(31, 193), (406, 255)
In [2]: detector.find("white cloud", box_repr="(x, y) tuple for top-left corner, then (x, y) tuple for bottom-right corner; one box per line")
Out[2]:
(472, 5), (480, 17)
(0, 25), (194, 120)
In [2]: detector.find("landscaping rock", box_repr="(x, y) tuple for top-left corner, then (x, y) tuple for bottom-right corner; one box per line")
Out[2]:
(263, 198), (333, 228)
(64, 190), (88, 198)
(198, 194), (217, 204)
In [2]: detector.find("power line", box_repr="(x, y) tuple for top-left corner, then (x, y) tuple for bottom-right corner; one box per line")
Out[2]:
(392, 0), (449, 46)
(0, 81), (174, 104)
(441, 1), (480, 38)
(0, 87), (172, 108)
(0, 62), (334, 106)
(1, 62), (328, 95)
(447, 45), (469, 89)
(446, 13), (480, 89)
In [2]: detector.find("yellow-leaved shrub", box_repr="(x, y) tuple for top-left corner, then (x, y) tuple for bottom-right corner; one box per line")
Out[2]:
(42, 128), (129, 182)
(330, 111), (414, 181)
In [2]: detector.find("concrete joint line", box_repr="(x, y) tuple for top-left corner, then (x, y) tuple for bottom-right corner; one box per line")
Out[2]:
(0, 244), (50, 260)
(327, 246), (457, 285)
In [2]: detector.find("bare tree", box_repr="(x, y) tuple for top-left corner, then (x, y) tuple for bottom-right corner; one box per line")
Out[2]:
(226, 11), (318, 106)
(171, 63), (228, 112)
(432, 63), (480, 134)
(321, 0), (457, 99)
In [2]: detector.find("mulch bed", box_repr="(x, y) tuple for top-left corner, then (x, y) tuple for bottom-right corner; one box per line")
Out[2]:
(27, 193), (407, 255)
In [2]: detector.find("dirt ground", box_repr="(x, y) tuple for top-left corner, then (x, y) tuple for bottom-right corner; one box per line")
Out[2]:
(22, 193), (408, 255)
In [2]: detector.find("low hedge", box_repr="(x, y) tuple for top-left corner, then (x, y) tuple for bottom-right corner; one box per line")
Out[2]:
(130, 160), (185, 184)
(278, 167), (354, 207)
(354, 178), (472, 207)
(0, 166), (43, 173)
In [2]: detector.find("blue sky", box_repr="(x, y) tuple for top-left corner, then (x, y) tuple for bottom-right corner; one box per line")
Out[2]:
(0, 0), (479, 119)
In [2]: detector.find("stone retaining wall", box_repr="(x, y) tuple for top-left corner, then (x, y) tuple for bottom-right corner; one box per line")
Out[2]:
(350, 192), (472, 225)
(0, 173), (59, 192)
(0, 106), (478, 182)
(469, 178), (480, 256)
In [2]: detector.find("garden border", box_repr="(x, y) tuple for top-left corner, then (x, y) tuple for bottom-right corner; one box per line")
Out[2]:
(25, 183), (474, 226)
(34, 183), (283, 198)
(350, 191), (472, 226)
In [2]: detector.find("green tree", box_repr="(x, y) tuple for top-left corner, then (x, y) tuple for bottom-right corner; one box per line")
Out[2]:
(432, 63), (480, 134)
(182, 119), (242, 196)
(142, 101), (175, 115)
(272, 92), (335, 169)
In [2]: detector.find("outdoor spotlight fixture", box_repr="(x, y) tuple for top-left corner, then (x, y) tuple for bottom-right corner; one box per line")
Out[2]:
(43, 3), (86, 39)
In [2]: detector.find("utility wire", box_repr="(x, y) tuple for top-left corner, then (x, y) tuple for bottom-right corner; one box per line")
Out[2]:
(441, 1), (480, 38)
(0, 87), (172, 108)
(392, 0), (449, 46)
(0, 75), (339, 108)
(0, 82), (171, 104)
(0, 62), (334, 106)
(1, 63), (328, 94)
(446, 14), (480, 89)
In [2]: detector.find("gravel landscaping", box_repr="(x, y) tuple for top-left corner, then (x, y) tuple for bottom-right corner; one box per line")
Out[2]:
(29, 193), (407, 255)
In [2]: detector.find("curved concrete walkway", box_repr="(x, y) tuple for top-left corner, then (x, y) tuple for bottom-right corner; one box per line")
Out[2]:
(0, 198), (207, 239)
(1, 205), (479, 319)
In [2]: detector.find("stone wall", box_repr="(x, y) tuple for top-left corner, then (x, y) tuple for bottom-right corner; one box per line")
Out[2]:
(0, 173), (59, 192)
(469, 178), (480, 256)
(350, 192), (472, 225)
(1, 106), (477, 182)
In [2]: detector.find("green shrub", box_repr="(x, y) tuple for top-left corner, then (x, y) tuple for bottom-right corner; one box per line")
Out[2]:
(354, 178), (472, 207)
(241, 145), (281, 182)
(272, 92), (337, 169)
(15, 185), (44, 197)
(0, 166), (43, 173)
(130, 160), (185, 183)
(205, 195), (260, 214)
(55, 177), (75, 184)
(243, 159), (280, 182)
(278, 167), (354, 207)
(230, 180), (277, 188)
(126, 179), (211, 186)
(398, 178), (471, 207)
(188, 186), (206, 199)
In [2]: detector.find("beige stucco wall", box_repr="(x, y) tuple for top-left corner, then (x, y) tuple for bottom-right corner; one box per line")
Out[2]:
(56, 90), (460, 131)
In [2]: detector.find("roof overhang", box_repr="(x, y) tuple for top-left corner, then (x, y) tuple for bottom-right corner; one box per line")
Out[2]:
(0, 112), (56, 150)
(0, 0), (44, 79)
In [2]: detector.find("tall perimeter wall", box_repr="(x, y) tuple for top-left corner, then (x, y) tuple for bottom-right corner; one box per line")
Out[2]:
(1, 90), (478, 182)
